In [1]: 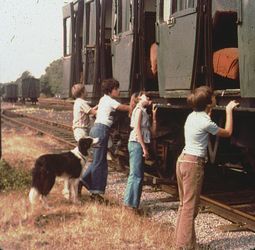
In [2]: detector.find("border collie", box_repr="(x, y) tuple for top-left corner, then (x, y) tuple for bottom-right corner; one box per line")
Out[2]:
(29, 137), (98, 208)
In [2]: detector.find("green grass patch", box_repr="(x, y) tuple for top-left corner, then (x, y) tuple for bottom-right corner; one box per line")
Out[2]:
(0, 160), (31, 192)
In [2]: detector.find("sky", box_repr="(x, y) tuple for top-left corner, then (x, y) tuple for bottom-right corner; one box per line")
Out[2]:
(0, 0), (72, 83)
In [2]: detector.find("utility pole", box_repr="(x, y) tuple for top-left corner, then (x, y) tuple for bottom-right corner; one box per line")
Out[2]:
(0, 95), (2, 159)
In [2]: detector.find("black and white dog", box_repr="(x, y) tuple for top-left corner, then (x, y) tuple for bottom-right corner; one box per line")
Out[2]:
(29, 137), (98, 208)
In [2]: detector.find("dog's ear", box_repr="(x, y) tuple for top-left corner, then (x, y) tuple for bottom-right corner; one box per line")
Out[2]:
(78, 138), (93, 156)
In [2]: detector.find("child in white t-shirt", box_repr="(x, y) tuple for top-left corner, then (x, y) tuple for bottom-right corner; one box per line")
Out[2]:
(80, 78), (130, 201)
(72, 84), (97, 142)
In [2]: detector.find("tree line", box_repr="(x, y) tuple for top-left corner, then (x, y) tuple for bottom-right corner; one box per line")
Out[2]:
(1, 58), (63, 97)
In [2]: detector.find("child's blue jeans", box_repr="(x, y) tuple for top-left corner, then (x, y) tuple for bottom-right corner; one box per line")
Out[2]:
(124, 141), (144, 208)
(81, 123), (110, 194)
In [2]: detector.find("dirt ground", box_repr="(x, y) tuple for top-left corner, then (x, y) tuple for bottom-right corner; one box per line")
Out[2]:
(0, 124), (173, 250)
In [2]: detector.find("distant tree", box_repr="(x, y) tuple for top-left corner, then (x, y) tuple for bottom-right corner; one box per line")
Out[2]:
(40, 58), (63, 97)
(40, 74), (52, 97)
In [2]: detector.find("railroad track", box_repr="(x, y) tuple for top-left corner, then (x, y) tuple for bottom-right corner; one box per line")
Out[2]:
(2, 108), (255, 232)
(2, 110), (76, 149)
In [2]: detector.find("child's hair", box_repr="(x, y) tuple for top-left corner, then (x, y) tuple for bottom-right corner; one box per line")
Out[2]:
(71, 84), (86, 98)
(129, 92), (140, 117)
(187, 86), (213, 111)
(129, 91), (148, 116)
(101, 78), (120, 95)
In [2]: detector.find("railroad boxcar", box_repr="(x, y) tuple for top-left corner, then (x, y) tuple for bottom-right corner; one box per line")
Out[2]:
(2, 83), (18, 102)
(62, 0), (255, 178)
(18, 77), (40, 104)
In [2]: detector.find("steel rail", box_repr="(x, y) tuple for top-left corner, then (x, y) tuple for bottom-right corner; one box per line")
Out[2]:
(2, 114), (76, 148)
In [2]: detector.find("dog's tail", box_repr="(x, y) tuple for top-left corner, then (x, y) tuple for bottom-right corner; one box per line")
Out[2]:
(29, 187), (40, 205)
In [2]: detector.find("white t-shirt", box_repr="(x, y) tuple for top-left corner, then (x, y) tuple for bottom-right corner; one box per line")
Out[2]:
(95, 94), (120, 127)
(72, 98), (92, 129)
(183, 111), (219, 157)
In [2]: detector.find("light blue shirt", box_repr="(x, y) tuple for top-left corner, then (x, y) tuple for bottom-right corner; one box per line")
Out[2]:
(183, 111), (219, 157)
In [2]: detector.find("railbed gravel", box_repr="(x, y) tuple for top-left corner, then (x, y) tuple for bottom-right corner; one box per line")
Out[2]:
(12, 106), (255, 249)
(106, 170), (255, 250)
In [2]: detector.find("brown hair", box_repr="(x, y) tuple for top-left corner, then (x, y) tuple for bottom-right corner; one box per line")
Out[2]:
(129, 92), (140, 117)
(187, 86), (213, 111)
(71, 84), (86, 98)
(101, 78), (120, 95)
(129, 91), (148, 117)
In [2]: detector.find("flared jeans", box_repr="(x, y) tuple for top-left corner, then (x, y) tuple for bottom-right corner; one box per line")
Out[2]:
(174, 153), (205, 249)
(81, 123), (110, 194)
(124, 141), (144, 208)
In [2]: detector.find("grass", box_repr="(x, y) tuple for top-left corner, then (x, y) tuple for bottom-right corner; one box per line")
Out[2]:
(0, 126), (174, 250)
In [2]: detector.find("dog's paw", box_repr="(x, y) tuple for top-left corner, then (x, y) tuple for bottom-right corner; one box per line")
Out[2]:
(62, 189), (70, 200)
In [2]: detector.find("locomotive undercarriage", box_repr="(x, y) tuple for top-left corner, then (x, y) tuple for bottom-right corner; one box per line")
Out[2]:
(112, 96), (255, 182)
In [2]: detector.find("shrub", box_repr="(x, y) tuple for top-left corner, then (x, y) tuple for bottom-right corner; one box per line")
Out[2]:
(0, 160), (31, 192)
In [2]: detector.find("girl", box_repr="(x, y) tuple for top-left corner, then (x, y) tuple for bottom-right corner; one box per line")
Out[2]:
(80, 79), (130, 201)
(124, 92), (152, 209)
(174, 86), (239, 249)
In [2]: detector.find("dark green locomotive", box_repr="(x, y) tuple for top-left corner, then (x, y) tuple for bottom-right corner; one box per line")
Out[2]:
(62, 0), (255, 177)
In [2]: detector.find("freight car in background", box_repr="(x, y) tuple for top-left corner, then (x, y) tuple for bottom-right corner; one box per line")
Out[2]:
(2, 83), (18, 102)
(18, 77), (40, 104)
(62, 0), (255, 178)
(1, 77), (40, 104)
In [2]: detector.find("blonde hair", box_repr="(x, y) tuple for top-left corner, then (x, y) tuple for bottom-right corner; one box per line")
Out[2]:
(71, 84), (86, 98)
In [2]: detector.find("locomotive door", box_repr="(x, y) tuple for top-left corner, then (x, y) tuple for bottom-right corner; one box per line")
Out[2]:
(157, 0), (198, 95)
(237, 0), (255, 97)
(83, 0), (100, 96)
(62, 3), (74, 98)
(111, 0), (137, 95)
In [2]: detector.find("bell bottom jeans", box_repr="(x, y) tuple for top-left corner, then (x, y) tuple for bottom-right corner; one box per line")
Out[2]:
(174, 154), (205, 250)
(124, 141), (144, 208)
(81, 123), (110, 194)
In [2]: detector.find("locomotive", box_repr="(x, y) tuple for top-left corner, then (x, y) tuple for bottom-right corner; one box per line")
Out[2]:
(62, 0), (255, 178)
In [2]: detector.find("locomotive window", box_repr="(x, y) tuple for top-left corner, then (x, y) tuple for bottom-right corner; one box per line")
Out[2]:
(163, 0), (171, 22)
(177, 0), (194, 11)
(64, 17), (71, 56)
(88, 2), (96, 45)
(113, 0), (132, 35)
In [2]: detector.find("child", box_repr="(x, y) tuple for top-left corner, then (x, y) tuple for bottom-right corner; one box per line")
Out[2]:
(80, 78), (130, 201)
(124, 92), (152, 209)
(62, 84), (97, 199)
(174, 86), (239, 249)
(72, 84), (97, 142)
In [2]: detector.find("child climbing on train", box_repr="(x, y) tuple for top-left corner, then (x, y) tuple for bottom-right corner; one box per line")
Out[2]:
(123, 92), (152, 210)
(80, 78), (130, 202)
(72, 83), (97, 142)
(174, 86), (239, 249)
(61, 84), (97, 199)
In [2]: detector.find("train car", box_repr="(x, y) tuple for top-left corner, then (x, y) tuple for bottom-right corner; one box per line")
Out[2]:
(18, 77), (40, 104)
(2, 83), (18, 102)
(62, 0), (255, 178)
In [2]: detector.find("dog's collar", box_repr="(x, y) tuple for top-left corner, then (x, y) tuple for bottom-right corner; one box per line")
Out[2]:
(71, 147), (87, 164)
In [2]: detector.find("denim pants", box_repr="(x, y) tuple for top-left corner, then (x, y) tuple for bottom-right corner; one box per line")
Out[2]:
(81, 123), (110, 194)
(174, 153), (205, 250)
(124, 141), (144, 208)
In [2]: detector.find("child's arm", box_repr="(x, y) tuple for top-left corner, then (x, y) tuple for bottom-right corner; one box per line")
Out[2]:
(116, 104), (130, 112)
(217, 100), (239, 137)
(135, 110), (149, 159)
(89, 108), (97, 116)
